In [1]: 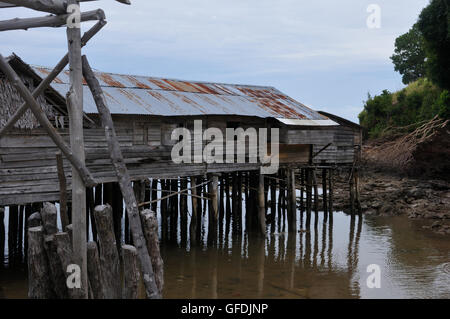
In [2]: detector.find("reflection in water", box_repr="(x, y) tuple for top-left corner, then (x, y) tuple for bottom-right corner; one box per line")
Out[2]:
(1, 196), (450, 299)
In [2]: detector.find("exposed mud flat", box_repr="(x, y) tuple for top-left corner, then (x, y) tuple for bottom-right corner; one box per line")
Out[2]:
(333, 168), (450, 235)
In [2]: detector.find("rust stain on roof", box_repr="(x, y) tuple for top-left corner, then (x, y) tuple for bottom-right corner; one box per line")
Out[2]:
(35, 67), (63, 84)
(256, 98), (307, 119)
(99, 73), (126, 88)
(148, 79), (173, 90)
(123, 75), (150, 89)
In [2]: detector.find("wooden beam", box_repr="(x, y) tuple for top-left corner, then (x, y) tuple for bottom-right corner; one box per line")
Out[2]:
(0, 20), (106, 138)
(66, 0), (88, 298)
(0, 54), (97, 188)
(82, 55), (160, 299)
(0, 9), (105, 31)
(0, 1), (118, 14)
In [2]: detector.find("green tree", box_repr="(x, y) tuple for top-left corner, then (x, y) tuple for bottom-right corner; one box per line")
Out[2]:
(417, 0), (450, 90)
(390, 24), (426, 85)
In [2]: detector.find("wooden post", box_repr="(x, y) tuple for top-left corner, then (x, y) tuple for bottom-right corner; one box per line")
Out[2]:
(55, 232), (79, 299)
(328, 169), (334, 221)
(289, 169), (297, 232)
(8, 205), (18, 266)
(28, 212), (42, 228)
(27, 226), (53, 299)
(349, 169), (355, 214)
(0, 207), (4, 268)
(322, 169), (328, 222)
(151, 179), (158, 213)
(86, 241), (104, 299)
(300, 168), (304, 213)
(93, 205), (121, 299)
(190, 177), (198, 245)
(180, 178), (188, 247)
(56, 152), (69, 231)
(83, 56), (160, 299)
(306, 169), (312, 228)
(41, 203), (68, 299)
(312, 169), (319, 213)
(354, 169), (362, 214)
(66, 2), (88, 297)
(257, 174), (267, 236)
(17, 206), (24, 262)
(140, 210), (164, 295)
(209, 174), (219, 224)
(122, 245), (140, 299)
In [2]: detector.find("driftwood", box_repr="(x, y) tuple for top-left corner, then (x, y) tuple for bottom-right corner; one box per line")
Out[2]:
(0, 20), (106, 138)
(0, 54), (96, 187)
(140, 210), (164, 295)
(0, 9), (105, 32)
(82, 56), (160, 299)
(93, 204), (121, 299)
(121, 245), (140, 299)
(86, 241), (104, 299)
(27, 226), (53, 298)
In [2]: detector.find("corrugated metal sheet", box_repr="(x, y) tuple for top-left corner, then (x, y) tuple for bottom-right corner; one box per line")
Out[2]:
(32, 66), (327, 121)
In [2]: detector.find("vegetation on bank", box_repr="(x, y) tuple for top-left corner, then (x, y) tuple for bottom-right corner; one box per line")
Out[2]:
(359, 0), (450, 139)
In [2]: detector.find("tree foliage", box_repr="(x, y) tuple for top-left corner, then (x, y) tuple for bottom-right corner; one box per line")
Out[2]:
(359, 79), (449, 139)
(390, 24), (426, 85)
(417, 0), (450, 90)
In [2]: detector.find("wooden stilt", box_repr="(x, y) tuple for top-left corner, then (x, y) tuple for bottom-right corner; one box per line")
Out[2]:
(190, 177), (198, 246)
(17, 206), (24, 263)
(0, 207), (4, 268)
(328, 169), (334, 221)
(306, 169), (312, 228)
(8, 205), (18, 266)
(312, 169), (319, 213)
(349, 169), (355, 214)
(151, 179), (158, 213)
(121, 245), (140, 299)
(257, 174), (267, 236)
(56, 152), (69, 231)
(86, 241), (103, 299)
(180, 177), (188, 247)
(93, 205), (121, 299)
(289, 169), (297, 232)
(27, 226), (53, 299)
(322, 169), (328, 223)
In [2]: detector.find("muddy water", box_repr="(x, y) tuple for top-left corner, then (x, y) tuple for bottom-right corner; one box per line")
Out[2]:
(1, 210), (449, 299)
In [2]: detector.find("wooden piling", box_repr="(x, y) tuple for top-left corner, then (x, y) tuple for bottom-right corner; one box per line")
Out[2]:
(140, 210), (164, 295)
(257, 174), (267, 236)
(190, 177), (198, 246)
(322, 169), (328, 222)
(86, 241), (104, 299)
(55, 232), (79, 299)
(305, 169), (312, 228)
(180, 178), (188, 246)
(8, 205), (18, 266)
(0, 207), (4, 268)
(56, 152), (69, 230)
(27, 226), (53, 299)
(312, 169), (319, 213)
(93, 204), (121, 299)
(289, 169), (297, 232)
(328, 169), (334, 221)
(122, 245), (140, 299)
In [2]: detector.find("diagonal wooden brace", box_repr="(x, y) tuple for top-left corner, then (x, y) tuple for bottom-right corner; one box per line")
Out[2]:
(0, 53), (97, 188)
(0, 20), (106, 138)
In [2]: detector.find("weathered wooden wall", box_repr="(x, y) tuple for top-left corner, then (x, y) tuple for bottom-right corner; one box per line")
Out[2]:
(0, 114), (358, 206)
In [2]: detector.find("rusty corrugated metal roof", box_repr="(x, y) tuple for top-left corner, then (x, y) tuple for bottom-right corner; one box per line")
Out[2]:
(31, 66), (327, 120)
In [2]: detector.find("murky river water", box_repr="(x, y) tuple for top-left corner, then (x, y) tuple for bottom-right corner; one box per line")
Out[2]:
(1, 209), (449, 299)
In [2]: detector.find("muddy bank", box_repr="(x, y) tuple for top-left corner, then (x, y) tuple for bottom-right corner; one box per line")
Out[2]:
(333, 167), (450, 235)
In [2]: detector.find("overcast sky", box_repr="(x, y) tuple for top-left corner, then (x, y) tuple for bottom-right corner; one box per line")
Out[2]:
(0, 0), (430, 122)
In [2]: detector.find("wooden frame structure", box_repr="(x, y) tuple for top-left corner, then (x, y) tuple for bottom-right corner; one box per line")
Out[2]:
(0, 0), (163, 299)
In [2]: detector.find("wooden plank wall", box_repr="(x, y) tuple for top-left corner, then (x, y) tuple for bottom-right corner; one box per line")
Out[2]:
(0, 116), (355, 205)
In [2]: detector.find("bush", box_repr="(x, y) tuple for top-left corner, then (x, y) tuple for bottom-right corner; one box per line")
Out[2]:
(359, 79), (447, 139)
